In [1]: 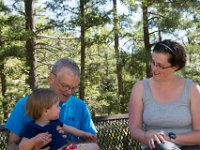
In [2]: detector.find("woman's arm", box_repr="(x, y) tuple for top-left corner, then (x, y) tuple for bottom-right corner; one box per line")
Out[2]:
(128, 80), (148, 144)
(173, 82), (200, 145)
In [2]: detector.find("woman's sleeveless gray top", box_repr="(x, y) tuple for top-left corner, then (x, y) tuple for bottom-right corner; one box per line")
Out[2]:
(143, 78), (193, 135)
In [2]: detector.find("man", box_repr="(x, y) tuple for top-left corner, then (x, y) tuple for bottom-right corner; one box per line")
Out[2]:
(5, 57), (98, 150)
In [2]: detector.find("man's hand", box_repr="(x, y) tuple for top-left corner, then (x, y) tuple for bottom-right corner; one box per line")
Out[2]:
(32, 132), (52, 150)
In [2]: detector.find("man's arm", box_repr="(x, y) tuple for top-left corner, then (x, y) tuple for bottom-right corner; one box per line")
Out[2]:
(19, 132), (52, 150)
(7, 132), (21, 150)
(5, 97), (28, 150)
(7, 132), (51, 150)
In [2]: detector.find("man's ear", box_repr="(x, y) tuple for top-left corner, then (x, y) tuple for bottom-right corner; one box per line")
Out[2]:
(48, 73), (54, 84)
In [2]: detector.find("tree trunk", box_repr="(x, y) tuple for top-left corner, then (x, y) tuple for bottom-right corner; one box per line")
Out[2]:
(24, 0), (36, 90)
(0, 60), (8, 120)
(0, 29), (8, 121)
(79, 0), (86, 100)
(113, 0), (125, 113)
(0, 64), (6, 99)
(142, 3), (151, 78)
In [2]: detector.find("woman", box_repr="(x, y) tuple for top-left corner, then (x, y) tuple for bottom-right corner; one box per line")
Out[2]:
(128, 39), (200, 150)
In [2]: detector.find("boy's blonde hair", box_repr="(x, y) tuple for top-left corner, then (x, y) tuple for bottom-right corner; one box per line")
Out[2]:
(26, 88), (59, 120)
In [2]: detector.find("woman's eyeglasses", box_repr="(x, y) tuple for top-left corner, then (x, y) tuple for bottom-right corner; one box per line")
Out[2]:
(151, 60), (172, 70)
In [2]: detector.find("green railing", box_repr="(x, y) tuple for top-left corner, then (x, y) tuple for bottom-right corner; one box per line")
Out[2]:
(0, 125), (8, 150)
(93, 114), (141, 150)
(0, 114), (141, 150)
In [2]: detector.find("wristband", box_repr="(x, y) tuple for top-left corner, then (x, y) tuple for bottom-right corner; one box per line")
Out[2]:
(168, 132), (176, 142)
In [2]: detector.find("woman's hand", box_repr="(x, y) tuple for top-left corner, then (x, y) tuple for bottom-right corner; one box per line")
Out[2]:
(145, 130), (167, 149)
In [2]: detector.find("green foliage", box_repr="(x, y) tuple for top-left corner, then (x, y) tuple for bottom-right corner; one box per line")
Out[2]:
(0, 15), (26, 60)
(183, 44), (200, 83)
(0, 58), (31, 124)
(0, 0), (200, 123)
(0, 1), (10, 13)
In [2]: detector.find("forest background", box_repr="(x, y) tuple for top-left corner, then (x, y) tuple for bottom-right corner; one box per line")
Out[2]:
(0, 0), (199, 124)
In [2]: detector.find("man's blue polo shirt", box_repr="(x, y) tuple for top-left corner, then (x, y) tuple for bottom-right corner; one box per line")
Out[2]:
(5, 95), (97, 142)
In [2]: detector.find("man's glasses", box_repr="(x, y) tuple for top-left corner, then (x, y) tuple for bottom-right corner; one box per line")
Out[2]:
(53, 73), (77, 91)
(151, 60), (172, 70)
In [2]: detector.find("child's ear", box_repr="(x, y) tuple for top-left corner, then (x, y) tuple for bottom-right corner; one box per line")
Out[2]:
(44, 109), (48, 116)
(41, 109), (48, 119)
